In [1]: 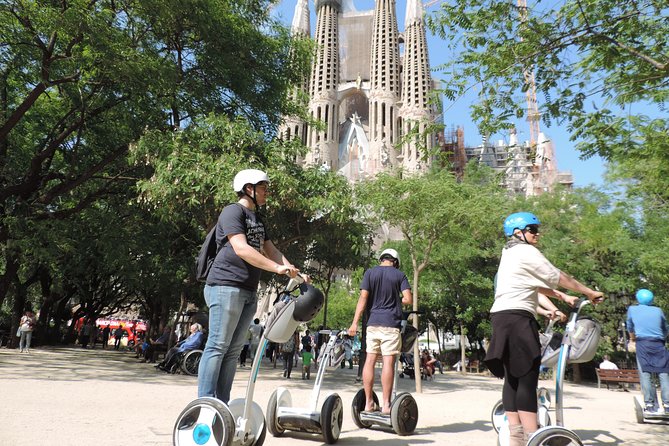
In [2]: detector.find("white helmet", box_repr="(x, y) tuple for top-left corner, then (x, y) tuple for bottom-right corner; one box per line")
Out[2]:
(233, 169), (270, 193)
(379, 248), (400, 267)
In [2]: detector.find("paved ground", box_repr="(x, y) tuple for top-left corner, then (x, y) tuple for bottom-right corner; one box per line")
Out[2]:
(0, 346), (667, 445)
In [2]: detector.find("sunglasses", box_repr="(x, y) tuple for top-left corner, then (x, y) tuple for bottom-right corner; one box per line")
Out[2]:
(524, 225), (540, 235)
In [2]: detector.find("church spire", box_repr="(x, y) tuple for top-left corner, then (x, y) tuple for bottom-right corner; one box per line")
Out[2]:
(368, 0), (401, 174)
(291, 0), (310, 36)
(400, 0), (434, 173)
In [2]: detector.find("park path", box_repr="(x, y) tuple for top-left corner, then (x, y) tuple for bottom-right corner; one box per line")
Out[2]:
(0, 346), (666, 445)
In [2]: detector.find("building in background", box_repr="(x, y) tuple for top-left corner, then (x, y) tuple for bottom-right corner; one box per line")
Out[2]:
(280, 0), (440, 181)
(280, 0), (571, 195)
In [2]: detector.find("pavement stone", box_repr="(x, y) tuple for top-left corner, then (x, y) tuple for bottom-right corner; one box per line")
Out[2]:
(0, 346), (667, 445)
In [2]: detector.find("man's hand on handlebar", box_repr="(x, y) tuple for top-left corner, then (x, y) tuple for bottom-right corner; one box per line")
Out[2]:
(277, 264), (299, 278)
(586, 290), (605, 304)
(347, 325), (357, 337)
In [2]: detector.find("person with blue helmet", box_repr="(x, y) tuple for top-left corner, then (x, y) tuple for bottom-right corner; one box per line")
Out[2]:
(627, 288), (669, 415)
(485, 212), (604, 446)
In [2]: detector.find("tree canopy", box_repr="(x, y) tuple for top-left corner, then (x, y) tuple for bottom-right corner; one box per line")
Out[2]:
(428, 0), (669, 202)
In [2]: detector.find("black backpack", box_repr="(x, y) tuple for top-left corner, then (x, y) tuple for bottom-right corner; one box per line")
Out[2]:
(195, 226), (224, 283)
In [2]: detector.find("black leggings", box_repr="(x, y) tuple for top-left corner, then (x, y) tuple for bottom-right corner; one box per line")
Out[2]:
(502, 362), (540, 412)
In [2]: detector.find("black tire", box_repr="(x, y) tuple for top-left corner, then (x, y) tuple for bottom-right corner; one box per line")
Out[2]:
(351, 389), (378, 429)
(491, 399), (505, 433)
(182, 350), (203, 376)
(253, 419), (266, 446)
(266, 390), (285, 436)
(173, 397), (234, 446)
(321, 394), (343, 444)
(390, 392), (418, 435)
(526, 427), (583, 446)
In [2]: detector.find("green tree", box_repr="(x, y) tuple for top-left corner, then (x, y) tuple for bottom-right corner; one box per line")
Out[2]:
(0, 0), (309, 325)
(428, 0), (669, 200)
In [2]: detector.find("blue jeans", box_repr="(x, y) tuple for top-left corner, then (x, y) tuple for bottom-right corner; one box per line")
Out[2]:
(198, 285), (257, 403)
(19, 330), (33, 350)
(637, 358), (669, 409)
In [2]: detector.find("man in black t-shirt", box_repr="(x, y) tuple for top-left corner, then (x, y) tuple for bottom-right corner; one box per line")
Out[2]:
(197, 169), (299, 403)
(348, 248), (412, 414)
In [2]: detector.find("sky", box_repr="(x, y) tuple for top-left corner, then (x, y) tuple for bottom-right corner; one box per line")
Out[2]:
(273, 0), (607, 188)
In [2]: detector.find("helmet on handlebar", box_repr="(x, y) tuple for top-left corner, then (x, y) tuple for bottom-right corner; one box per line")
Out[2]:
(636, 288), (654, 305)
(292, 283), (325, 322)
(503, 212), (541, 237)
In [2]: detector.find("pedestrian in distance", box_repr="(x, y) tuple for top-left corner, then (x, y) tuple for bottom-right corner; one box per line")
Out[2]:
(348, 248), (413, 415)
(281, 330), (298, 379)
(18, 310), (36, 353)
(301, 344), (314, 380)
(248, 318), (263, 360)
(484, 212), (604, 446)
(101, 324), (111, 349)
(197, 169), (299, 404)
(113, 325), (124, 350)
(627, 288), (669, 415)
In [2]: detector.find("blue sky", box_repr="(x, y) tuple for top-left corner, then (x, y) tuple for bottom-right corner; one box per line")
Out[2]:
(273, 0), (607, 188)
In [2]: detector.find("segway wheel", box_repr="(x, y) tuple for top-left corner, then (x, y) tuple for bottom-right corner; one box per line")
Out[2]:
(228, 399), (266, 446)
(351, 389), (379, 428)
(526, 426), (583, 446)
(390, 392), (418, 436)
(321, 394), (343, 444)
(537, 387), (551, 410)
(182, 350), (203, 376)
(633, 397), (645, 424)
(173, 397), (234, 446)
(491, 399), (505, 433)
(266, 390), (285, 436)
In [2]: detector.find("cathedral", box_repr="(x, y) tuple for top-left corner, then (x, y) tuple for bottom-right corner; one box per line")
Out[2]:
(280, 0), (440, 181)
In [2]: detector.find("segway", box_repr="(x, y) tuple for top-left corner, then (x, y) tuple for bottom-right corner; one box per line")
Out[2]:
(350, 311), (420, 436)
(525, 299), (601, 446)
(173, 275), (324, 446)
(633, 394), (669, 423)
(491, 387), (551, 435)
(266, 329), (346, 444)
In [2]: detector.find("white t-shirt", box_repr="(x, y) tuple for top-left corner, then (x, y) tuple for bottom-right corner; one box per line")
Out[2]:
(490, 243), (560, 316)
(249, 323), (263, 343)
(599, 359), (619, 370)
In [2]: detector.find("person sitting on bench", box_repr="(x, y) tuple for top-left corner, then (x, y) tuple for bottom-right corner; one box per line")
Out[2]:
(157, 323), (205, 372)
(141, 326), (171, 363)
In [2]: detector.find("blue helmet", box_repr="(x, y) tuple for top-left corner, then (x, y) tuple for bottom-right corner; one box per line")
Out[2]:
(636, 289), (654, 305)
(503, 212), (541, 237)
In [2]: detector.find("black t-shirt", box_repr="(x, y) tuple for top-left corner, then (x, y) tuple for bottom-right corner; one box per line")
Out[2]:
(360, 265), (411, 329)
(206, 203), (270, 291)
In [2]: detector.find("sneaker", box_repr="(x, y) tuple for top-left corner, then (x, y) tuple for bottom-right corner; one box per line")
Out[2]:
(644, 406), (663, 415)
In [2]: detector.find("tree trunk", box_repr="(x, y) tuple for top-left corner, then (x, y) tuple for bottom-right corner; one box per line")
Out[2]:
(572, 363), (581, 384)
(460, 322), (467, 375)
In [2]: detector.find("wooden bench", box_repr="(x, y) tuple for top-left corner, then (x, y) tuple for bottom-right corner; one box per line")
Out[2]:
(596, 368), (639, 390)
(466, 360), (481, 373)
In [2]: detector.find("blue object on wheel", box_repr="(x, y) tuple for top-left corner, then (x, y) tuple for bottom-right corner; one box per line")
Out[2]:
(193, 423), (212, 445)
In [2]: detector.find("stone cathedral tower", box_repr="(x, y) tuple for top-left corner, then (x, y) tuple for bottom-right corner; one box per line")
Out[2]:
(280, 0), (439, 180)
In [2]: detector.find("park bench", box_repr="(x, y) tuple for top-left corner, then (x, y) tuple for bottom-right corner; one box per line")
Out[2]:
(466, 360), (481, 373)
(595, 368), (639, 390)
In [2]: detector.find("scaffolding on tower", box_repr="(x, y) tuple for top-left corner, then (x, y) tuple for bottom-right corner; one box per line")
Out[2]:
(517, 0), (557, 196)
